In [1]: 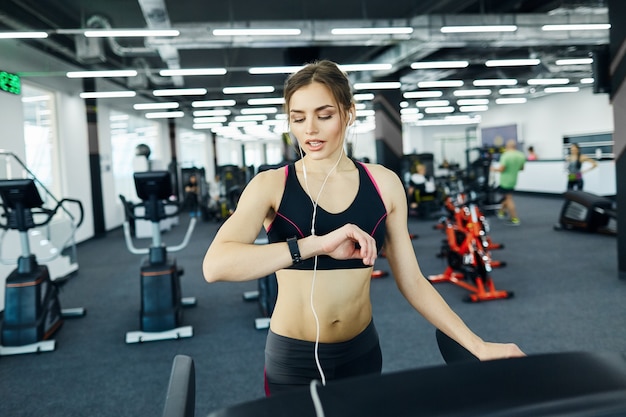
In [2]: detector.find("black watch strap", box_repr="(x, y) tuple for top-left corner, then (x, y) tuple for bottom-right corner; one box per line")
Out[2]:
(286, 236), (302, 264)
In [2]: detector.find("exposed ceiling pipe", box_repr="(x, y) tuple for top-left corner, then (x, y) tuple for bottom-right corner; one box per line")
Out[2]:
(85, 15), (158, 57)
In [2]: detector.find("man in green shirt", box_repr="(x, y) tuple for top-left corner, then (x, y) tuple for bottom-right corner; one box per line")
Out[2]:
(491, 139), (526, 225)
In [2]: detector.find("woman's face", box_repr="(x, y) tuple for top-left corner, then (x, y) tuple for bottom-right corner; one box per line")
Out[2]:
(288, 82), (346, 161)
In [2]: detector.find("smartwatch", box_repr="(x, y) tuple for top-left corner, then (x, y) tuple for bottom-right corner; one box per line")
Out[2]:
(286, 236), (302, 264)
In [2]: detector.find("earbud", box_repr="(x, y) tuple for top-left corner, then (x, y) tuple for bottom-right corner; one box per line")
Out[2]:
(348, 113), (353, 124)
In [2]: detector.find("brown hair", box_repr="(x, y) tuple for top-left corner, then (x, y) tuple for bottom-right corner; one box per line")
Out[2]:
(283, 60), (354, 126)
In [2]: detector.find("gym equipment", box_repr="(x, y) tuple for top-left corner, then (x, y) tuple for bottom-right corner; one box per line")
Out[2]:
(0, 178), (85, 355)
(120, 171), (197, 343)
(430, 192), (512, 302)
(162, 354), (195, 417)
(207, 352), (626, 417)
(554, 190), (617, 235)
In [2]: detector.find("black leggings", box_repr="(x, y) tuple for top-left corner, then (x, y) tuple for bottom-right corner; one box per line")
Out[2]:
(264, 320), (382, 396)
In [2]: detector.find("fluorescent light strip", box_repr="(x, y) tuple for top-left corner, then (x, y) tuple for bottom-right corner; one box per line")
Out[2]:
(555, 58), (593, 65)
(424, 106), (455, 114)
(339, 63), (393, 71)
(193, 109), (231, 117)
(249, 66), (303, 74)
(160, 68), (227, 76)
(153, 88), (207, 96)
(193, 123), (223, 130)
(134, 102), (180, 110)
(354, 93), (375, 101)
(223, 86), (275, 94)
(544, 86), (580, 93)
(499, 88), (526, 94)
(418, 80), (464, 88)
(416, 116), (480, 126)
(145, 111), (185, 119)
(473, 79), (518, 86)
(457, 98), (489, 106)
(496, 97), (527, 104)
(213, 28), (301, 36)
(193, 116), (228, 123)
(248, 97), (285, 105)
(235, 115), (267, 122)
(353, 82), (401, 90)
(416, 100), (450, 107)
(331, 27), (413, 35)
(485, 58), (540, 67)
(441, 25), (517, 33)
(401, 108), (419, 115)
(411, 61), (468, 69)
(527, 78), (569, 85)
(356, 110), (376, 117)
(0, 31), (48, 39)
(67, 70), (138, 78)
(192, 99), (236, 108)
(404, 91), (443, 99)
(580, 78), (594, 84)
(460, 105), (489, 112)
(240, 107), (277, 115)
(84, 29), (180, 37)
(80, 91), (137, 99)
(542, 24), (611, 31)
(453, 89), (491, 97)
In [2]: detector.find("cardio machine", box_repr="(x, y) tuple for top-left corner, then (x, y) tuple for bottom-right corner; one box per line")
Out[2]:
(120, 171), (197, 344)
(0, 178), (85, 355)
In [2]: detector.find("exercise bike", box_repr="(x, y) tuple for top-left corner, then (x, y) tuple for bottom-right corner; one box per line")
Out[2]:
(120, 171), (197, 344)
(0, 178), (85, 355)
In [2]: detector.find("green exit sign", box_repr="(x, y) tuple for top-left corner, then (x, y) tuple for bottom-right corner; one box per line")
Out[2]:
(0, 70), (20, 95)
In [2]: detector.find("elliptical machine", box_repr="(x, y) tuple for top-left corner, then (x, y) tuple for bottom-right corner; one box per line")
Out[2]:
(120, 170), (197, 344)
(0, 178), (85, 355)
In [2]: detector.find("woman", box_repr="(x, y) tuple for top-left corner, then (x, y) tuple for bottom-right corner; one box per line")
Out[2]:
(566, 143), (597, 190)
(202, 60), (524, 396)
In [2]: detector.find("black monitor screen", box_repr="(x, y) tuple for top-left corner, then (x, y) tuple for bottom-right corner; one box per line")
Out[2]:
(134, 171), (172, 200)
(0, 179), (43, 209)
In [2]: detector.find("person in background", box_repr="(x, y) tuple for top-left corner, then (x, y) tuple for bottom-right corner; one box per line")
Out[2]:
(491, 139), (526, 226)
(565, 143), (597, 191)
(527, 146), (538, 161)
(183, 174), (201, 217)
(202, 60), (524, 396)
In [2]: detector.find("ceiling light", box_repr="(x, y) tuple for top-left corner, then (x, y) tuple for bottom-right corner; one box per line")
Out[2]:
(248, 97), (285, 105)
(400, 108), (419, 115)
(193, 123), (223, 130)
(340, 63), (393, 72)
(499, 88), (526, 94)
(541, 24), (611, 31)
(356, 110), (376, 117)
(411, 61), (469, 69)
(192, 99), (236, 108)
(460, 105), (489, 112)
(67, 70), (138, 78)
(240, 107), (277, 115)
(84, 29), (180, 37)
(193, 109), (231, 117)
(417, 80), (464, 88)
(580, 78), (594, 84)
(223, 86), (275, 94)
(496, 97), (527, 104)
(485, 59), (540, 67)
(213, 28), (301, 36)
(354, 93), (375, 101)
(403, 91), (443, 99)
(416, 100), (450, 107)
(0, 31), (48, 39)
(134, 102), (180, 110)
(235, 115), (268, 122)
(79, 91), (137, 99)
(441, 25), (517, 33)
(160, 68), (227, 76)
(544, 86), (580, 93)
(193, 116), (228, 123)
(453, 89), (491, 97)
(353, 82), (401, 90)
(145, 111), (185, 119)
(331, 27), (413, 35)
(473, 79), (518, 86)
(555, 58), (593, 65)
(457, 98), (489, 106)
(248, 66), (303, 74)
(424, 106), (455, 114)
(416, 115), (480, 126)
(153, 88), (207, 96)
(527, 78), (569, 85)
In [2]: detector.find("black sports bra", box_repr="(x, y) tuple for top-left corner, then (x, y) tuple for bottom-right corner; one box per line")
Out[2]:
(266, 160), (387, 270)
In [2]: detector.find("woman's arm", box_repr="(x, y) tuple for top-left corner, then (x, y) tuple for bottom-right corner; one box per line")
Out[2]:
(374, 165), (524, 360)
